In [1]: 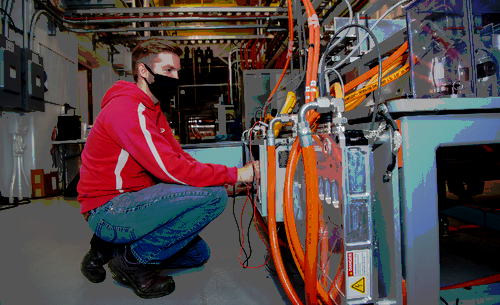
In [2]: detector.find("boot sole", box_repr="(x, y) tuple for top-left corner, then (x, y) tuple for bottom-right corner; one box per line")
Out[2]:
(109, 262), (175, 299)
(80, 259), (106, 283)
(81, 265), (106, 283)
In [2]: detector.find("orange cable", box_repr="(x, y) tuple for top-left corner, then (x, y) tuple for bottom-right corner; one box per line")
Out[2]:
(329, 41), (408, 96)
(267, 145), (303, 304)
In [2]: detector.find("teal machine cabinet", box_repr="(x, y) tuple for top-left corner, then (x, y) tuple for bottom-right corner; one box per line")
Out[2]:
(182, 141), (247, 169)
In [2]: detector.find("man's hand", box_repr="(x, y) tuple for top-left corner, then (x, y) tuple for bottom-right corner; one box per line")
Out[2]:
(237, 161), (260, 183)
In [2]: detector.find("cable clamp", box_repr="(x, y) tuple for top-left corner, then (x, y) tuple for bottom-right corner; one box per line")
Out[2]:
(307, 14), (319, 28)
(393, 130), (402, 153)
(310, 80), (317, 87)
(286, 40), (294, 59)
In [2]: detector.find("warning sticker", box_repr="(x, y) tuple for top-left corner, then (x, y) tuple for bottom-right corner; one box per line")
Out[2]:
(347, 250), (369, 277)
(351, 277), (365, 294)
(346, 250), (371, 299)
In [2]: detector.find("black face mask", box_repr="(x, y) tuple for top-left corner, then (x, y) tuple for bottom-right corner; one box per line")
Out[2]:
(143, 64), (179, 103)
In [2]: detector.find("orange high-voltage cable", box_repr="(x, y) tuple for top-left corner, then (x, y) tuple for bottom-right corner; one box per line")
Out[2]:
(267, 144), (303, 305)
(329, 41), (409, 96)
(264, 0), (305, 304)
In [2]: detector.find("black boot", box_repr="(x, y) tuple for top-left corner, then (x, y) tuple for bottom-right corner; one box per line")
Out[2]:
(81, 234), (120, 283)
(108, 247), (175, 299)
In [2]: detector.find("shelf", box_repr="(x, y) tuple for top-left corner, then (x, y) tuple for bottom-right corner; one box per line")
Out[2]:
(215, 120), (235, 123)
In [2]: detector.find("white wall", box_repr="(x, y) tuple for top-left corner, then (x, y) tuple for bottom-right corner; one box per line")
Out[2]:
(0, 1), (120, 200)
(92, 64), (120, 120)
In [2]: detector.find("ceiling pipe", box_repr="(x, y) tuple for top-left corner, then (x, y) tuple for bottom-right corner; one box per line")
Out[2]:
(71, 24), (268, 33)
(69, 6), (287, 14)
(96, 34), (273, 42)
(34, 0), (287, 24)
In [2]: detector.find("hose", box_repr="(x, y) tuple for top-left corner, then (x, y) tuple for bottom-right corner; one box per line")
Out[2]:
(267, 144), (303, 305)
(263, 1), (303, 303)
(302, 144), (320, 305)
(282, 113), (336, 305)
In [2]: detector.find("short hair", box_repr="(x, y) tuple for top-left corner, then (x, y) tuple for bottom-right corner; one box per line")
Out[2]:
(131, 38), (183, 82)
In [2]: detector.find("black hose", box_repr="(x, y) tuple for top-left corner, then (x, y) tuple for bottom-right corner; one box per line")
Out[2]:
(380, 107), (399, 183)
(379, 108), (399, 131)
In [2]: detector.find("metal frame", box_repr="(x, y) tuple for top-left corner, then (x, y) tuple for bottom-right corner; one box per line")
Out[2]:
(387, 98), (500, 305)
(69, 6), (288, 15)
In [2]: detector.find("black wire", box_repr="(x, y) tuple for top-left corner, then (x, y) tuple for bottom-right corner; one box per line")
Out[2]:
(242, 185), (255, 267)
(455, 298), (459, 305)
(232, 185), (250, 267)
(0, 8), (22, 34)
(440, 297), (449, 305)
(319, 24), (382, 112)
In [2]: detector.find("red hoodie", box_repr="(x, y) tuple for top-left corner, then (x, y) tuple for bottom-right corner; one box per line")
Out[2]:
(77, 81), (238, 214)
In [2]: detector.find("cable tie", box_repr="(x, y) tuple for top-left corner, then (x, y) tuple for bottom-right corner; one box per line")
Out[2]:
(286, 40), (294, 59)
(310, 80), (317, 87)
(307, 14), (319, 28)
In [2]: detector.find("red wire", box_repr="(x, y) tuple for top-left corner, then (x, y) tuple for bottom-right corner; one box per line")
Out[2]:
(244, 40), (252, 70)
(251, 39), (259, 69)
(256, 39), (266, 69)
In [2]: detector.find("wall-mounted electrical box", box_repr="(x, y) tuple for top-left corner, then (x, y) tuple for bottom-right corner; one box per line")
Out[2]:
(22, 48), (45, 112)
(0, 34), (22, 110)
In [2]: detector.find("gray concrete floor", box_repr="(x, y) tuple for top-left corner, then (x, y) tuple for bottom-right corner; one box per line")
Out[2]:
(0, 195), (291, 305)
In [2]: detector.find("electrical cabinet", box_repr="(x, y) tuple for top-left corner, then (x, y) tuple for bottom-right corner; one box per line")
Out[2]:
(0, 34), (22, 110)
(21, 48), (45, 112)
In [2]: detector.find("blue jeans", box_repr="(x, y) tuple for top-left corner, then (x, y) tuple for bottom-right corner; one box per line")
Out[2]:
(86, 183), (228, 266)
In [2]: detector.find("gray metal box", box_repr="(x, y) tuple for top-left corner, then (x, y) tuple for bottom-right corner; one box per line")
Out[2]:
(22, 48), (45, 112)
(0, 34), (22, 109)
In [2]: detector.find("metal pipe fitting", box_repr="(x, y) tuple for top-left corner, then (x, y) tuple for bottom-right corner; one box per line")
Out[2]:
(267, 117), (282, 146)
(298, 101), (319, 123)
(297, 121), (313, 147)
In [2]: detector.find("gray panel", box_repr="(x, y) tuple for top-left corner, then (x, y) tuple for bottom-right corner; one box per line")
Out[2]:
(400, 113), (500, 305)
(0, 34), (22, 110)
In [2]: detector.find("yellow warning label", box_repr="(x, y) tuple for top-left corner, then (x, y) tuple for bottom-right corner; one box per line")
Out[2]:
(351, 277), (365, 294)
